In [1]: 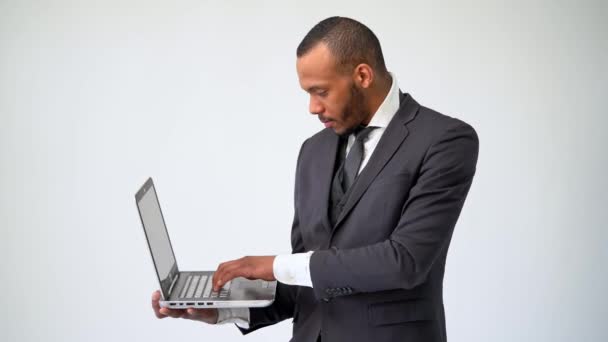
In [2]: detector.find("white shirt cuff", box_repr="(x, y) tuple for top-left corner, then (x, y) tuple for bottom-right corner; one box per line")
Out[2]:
(216, 252), (313, 328)
(215, 308), (250, 329)
(273, 251), (314, 287)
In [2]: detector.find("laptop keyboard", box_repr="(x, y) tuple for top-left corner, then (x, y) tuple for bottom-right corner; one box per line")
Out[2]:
(178, 274), (231, 299)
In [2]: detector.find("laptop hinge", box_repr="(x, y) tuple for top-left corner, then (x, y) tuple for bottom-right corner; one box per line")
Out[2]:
(167, 273), (179, 297)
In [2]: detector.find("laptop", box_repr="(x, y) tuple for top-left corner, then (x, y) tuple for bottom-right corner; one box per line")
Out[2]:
(135, 177), (277, 309)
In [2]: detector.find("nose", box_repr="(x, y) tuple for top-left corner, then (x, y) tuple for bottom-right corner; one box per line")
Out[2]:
(309, 96), (324, 115)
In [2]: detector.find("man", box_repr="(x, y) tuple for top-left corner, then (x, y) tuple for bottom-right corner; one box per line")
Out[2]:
(152, 16), (478, 342)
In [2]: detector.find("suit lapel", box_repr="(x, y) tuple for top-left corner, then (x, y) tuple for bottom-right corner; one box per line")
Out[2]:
(332, 92), (420, 232)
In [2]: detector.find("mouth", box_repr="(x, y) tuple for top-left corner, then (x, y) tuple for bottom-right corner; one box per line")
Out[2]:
(319, 117), (333, 128)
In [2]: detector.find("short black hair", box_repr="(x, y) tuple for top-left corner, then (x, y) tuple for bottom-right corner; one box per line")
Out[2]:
(297, 16), (388, 76)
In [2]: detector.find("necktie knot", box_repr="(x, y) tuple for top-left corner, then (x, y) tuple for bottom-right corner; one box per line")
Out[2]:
(353, 126), (375, 142)
(341, 126), (376, 191)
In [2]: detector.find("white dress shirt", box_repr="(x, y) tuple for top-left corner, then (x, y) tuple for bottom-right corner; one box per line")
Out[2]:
(215, 73), (401, 327)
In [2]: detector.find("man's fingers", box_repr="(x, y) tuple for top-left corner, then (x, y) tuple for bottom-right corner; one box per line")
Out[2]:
(216, 259), (241, 274)
(186, 308), (209, 319)
(159, 307), (186, 318)
(214, 264), (240, 290)
(215, 267), (245, 290)
(152, 290), (167, 319)
(153, 290), (217, 321)
(186, 308), (218, 323)
(213, 259), (241, 286)
(154, 307), (166, 319)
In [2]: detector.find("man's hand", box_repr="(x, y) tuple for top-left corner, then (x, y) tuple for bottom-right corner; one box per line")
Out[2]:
(212, 256), (276, 291)
(151, 290), (218, 324)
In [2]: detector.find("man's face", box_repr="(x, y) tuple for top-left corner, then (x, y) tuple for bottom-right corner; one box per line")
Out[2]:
(296, 43), (369, 136)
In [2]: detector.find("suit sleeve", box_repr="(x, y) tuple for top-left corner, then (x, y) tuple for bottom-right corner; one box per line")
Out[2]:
(238, 139), (308, 334)
(309, 120), (479, 300)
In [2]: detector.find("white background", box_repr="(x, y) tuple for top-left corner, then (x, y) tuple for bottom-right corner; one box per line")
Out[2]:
(1, 1), (606, 341)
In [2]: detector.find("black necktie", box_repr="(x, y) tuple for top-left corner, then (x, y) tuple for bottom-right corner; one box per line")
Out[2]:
(341, 126), (376, 191)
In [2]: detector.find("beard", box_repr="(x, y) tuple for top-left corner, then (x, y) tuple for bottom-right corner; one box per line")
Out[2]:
(338, 84), (369, 137)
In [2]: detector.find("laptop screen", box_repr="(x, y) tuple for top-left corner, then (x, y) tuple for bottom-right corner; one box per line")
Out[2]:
(136, 179), (178, 298)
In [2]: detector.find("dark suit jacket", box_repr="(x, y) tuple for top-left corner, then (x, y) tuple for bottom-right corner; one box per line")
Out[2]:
(240, 92), (479, 342)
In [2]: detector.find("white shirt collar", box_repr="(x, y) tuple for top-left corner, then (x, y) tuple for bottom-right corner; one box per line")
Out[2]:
(367, 72), (400, 129)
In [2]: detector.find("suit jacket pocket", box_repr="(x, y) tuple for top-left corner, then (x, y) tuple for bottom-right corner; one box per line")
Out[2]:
(368, 298), (435, 326)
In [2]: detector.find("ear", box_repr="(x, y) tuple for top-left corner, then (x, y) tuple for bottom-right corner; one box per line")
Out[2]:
(352, 63), (374, 89)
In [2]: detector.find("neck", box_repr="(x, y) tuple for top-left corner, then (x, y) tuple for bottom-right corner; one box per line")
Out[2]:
(361, 74), (392, 125)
